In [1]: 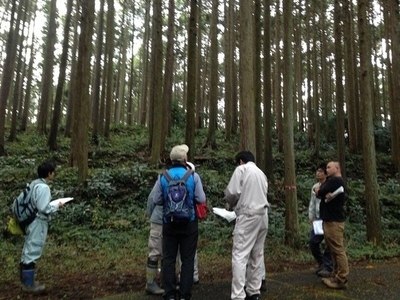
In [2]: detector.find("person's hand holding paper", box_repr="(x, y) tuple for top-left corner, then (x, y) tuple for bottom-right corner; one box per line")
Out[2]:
(325, 186), (344, 203)
(212, 207), (237, 222)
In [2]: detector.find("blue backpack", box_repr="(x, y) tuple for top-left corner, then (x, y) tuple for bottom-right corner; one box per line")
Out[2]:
(162, 169), (194, 223)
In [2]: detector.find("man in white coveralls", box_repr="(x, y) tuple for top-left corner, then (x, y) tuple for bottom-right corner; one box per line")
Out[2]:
(225, 151), (269, 300)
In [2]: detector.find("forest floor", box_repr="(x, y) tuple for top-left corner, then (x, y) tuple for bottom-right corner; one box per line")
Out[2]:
(2, 259), (400, 300)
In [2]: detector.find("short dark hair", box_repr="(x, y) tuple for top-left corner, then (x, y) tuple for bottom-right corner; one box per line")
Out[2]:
(37, 161), (55, 179)
(317, 163), (327, 174)
(235, 151), (255, 164)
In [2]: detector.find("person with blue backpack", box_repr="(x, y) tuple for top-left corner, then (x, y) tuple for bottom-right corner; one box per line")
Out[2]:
(18, 161), (64, 293)
(152, 144), (206, 300)
(145, 161), (200, 295)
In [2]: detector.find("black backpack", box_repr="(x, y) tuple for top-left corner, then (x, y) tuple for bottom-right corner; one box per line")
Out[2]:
(12, 181), (45, 229)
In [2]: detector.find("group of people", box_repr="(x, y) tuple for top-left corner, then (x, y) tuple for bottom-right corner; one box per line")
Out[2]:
(146, 147), (269, 300)
(16, 148), (349, 300)
(145, 145), (202, 298)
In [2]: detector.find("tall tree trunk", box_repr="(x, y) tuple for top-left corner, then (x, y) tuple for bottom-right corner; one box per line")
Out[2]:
(17, 0), (34, 127)
(162, 0), (175, 143)
(239, 0), (256, 154)
(127, 1), (137, 127)
(69, 0), (94, 183)
(334, 0), (346, 179)
(104, 0), (115, 138)
(312, 2), (320, 156)
(204, 0), (219, 149)
(8, 1), (27, 142)
(343, 0), (359, 154)
(224, 0), (234, 140)
(48, 0), (73, 150)
(185, 0), (197, 162)
(274, 1), (283, 153)
(263, 0), (273, 180)
(21, 30), (36, 132)
(294, 1), (303, 132)
(37, 0), (57, 135)
(321, 1), (330, 143)
(0, 0), (19, 156)
(305, 1), (313, 147)
(282, 0), (299, 247)
(357, 0), (382, 245)
(64, 1), (79, 137)
(149, 0), (164, 165)
(115, 5), (128, 125)
(254, 0), (262, 164)
(195, 0), (204, 130)
(91, 0), (105, 142)
(139, 0), (151, 126)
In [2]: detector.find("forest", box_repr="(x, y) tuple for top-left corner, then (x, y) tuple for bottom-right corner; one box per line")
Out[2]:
(0, 0), (400, 298)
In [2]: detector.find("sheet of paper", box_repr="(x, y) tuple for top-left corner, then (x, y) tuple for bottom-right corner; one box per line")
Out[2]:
(331, 186), (344, 199)
(212, 207), (237, 222)
(50, 197), (74, 207)
(313, 220), (324, 235)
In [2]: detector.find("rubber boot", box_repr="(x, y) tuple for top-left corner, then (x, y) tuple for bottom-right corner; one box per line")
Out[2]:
(146, 259), (164, 295)
(21, 263), (45, 293)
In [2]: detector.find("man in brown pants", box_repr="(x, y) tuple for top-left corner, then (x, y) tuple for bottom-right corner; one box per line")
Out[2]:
(315, 161), (349, 289)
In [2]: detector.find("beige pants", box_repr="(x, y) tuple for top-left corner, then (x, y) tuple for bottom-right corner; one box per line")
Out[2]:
(323, 221), (349, 283)
(231, 212), (268, 300)
(148, 223), (163, 261)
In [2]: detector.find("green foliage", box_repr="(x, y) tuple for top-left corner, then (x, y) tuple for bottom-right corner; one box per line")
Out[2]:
(268, 204), (286, 240)
(171, 99), (186, 129)
(1, 125), (400, 282)
(374, 125), (391, 153)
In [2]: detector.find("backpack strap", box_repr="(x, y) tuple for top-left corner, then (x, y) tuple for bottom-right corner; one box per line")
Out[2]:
(181, 169), (194, 181)
(163, 170), (173, 182)
(163, 169), (193, 182)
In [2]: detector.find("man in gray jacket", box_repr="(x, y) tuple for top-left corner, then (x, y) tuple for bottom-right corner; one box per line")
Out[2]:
(308, 163), (332, 277)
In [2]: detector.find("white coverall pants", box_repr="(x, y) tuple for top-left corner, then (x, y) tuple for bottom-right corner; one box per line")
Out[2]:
(231, 211), (268, 300)
(21, 218), (49, 265)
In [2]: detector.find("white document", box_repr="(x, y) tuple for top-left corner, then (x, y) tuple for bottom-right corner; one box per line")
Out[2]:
(331, 186), (344, 199)
(212, 207), (237, 222)
(313, 220), (324, 235)
(50, 197), (74, 207)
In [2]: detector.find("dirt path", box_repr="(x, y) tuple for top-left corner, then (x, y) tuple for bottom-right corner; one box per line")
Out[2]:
(98, 261), (400, 300)
(2, 261), (399, 300)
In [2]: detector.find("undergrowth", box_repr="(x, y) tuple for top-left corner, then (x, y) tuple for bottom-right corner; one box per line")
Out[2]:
(1, 126), (400, 283)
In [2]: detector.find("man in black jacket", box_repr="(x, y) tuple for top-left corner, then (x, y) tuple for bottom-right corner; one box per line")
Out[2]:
(315, 161), (349, 289)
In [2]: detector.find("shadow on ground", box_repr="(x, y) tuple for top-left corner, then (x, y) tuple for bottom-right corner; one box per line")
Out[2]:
(98, 261), (400, 300)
